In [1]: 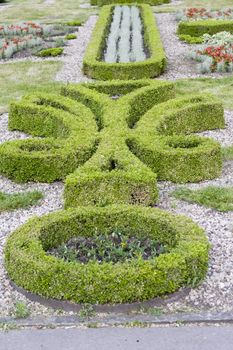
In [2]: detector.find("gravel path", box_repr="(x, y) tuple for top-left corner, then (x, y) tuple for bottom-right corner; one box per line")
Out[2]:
(56, 15), (97, 83)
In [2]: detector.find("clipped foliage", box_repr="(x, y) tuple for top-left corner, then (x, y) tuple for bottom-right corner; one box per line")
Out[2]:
(91, 0), (170, 5)
(65, 34), (77, 40)
(5, 205), (209, 304)
(83, 4), (166, 80)
(178, 20), (233, 41)
(0, 80), (224, 208)
(3, 79), (220, 304)
(36, 48), (64, 57)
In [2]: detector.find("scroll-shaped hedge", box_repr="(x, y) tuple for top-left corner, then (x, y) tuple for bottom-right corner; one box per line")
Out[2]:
(5, 205), (209, 304)
(83, 4), (166, 80)
(0, 80), (224, 208)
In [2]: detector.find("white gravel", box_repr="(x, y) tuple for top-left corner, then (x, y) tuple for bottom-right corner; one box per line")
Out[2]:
(56, 15), (97, 83)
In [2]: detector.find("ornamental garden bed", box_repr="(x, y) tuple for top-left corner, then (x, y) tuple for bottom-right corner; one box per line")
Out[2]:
(176, 8), (233, 44)
(2, 1), (233, 317)
(0, 21), (80, 60)
(2, 78), (225, 306)
(5, 206), (209, 304)
(83, 4), (166, 79)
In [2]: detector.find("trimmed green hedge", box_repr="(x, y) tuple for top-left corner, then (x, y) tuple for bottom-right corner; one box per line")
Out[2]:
(0, 93), (98, 182)
(83, 4), (166, 80)
(91, 0), (170, 6)
(5, 205), (209, 304)
(0, 80), (224, 207)
(178, 19), (233, 40)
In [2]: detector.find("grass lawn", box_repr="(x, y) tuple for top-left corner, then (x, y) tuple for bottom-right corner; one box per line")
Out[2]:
(172, 186), (233, 212)
(0, 60), (62, 114)
(0, 190), (43, 211)
(175, 76), (233, 111)
(154, 0), (233, 13)
(0, 0), (98, 24)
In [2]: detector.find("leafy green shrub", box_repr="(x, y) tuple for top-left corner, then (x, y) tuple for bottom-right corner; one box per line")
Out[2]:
(178, 19), (233, 42)
(65, 34), (77, 40)
(91, 0), (170, 5)
(178, 34), (204, 44)
(5, 205), (209, 304)
(172, 186), (233, 212)
(83, 4), (167, 80)
(36, 47), (64, 57)
(0, 80), (224, 208)
(65, 20), (82, 26)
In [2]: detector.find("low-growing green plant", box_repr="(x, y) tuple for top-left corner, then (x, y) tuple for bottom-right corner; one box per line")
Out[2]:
(0, 190), (43, 212)
(172, 186), (233, 212)
(13, 301), (30, 319)
(78, 304), (96, 319)
(222, 145), (233, 160)
(179, 34), (204, 44)
(48, 230), (166, 264)
(65, 33), (77, 40)
(55, 37), (66, 47)
(66, 20), (82, 27)
(36, 47), (64, 57)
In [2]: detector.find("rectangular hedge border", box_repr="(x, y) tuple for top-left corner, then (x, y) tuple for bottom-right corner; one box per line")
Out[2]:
(83, 4), (166, 80)
(91, 0), (170, 6)
(178, 19), (233, 39)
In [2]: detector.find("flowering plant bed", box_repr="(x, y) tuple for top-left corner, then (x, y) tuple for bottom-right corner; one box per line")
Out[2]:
(188, 32), (233, 73)
(0, 21), (78, 60)
(176, 8), (233, 22)
(177, 8), (233, 44)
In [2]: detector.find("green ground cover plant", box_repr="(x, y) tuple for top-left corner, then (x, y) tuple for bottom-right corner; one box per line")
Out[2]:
(0, 190), (43, 211)
(173, 186), (233, 212)
(36, 47), (64, 57)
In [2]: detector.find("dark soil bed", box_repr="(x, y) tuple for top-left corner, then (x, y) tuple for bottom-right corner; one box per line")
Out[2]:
(48, 231), (166, 264)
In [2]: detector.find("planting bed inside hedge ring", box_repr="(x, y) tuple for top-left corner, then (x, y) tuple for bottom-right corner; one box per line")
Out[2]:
(5, 205), (209, 304)
(178, 19), (233, 41)
(83, 4), (166, 80)
(0, 80), (224, 208)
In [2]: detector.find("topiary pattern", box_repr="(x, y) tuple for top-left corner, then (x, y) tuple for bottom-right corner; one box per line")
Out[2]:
(0, 79), (224, 207)
(4, 79), (224, 304)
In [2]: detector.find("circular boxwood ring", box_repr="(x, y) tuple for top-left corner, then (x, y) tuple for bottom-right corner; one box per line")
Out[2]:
(5, 205), (209, 305)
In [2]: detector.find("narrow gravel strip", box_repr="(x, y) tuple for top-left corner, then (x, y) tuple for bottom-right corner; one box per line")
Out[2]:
(0, 114), (64, 316)
(158, 164), (233, 312)
(56, 16), (97, 83)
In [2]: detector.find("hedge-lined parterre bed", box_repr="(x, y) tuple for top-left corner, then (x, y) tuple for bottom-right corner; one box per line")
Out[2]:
(91, 0), (170, 6)
(0, 80), (224, 208)
(83, 4), (166, 80)
(178, 20), (233, 43)
(5, 205), (209, 304)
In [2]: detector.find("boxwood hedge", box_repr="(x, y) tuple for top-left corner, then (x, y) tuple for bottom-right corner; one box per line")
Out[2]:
(0, 80), (224, 208)
(178, 19), (233, 41)
(83, 4), (166, 80)
(91, 0), (170, 5)
(5, 205), (209, 304)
